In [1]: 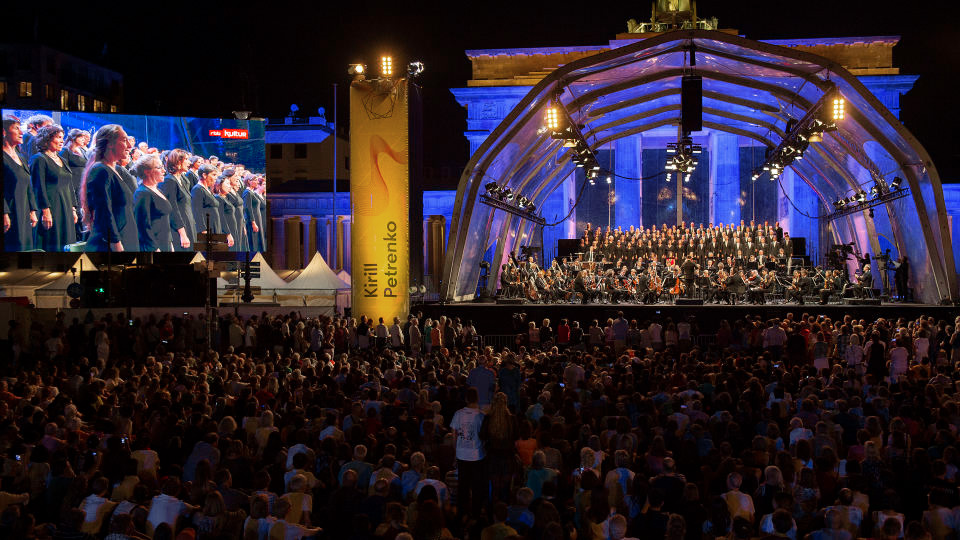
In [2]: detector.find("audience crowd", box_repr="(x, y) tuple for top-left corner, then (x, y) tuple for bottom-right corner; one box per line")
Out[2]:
(1, 307), (960, 540)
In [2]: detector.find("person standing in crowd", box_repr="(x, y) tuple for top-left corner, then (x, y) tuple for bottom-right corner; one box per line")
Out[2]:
(59, 128), (89, 240)
(242, 174), (263, 253)
(81, 124), (131, 252)
(450, 387), (486, 520)
(132, 154), (187, 252)
(227, 172), (248, 251)
(30, 124), (77, 251)
(3, 115), (38, 250)
(113, 145), (141, 252)
(215, 176), (239, 252)
(191, 164), (225, 246)
(159, 148), (195, 251)
(19, 114), (53, 157)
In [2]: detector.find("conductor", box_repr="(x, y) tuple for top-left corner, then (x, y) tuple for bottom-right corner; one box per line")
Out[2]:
(680, 256), (697, 298)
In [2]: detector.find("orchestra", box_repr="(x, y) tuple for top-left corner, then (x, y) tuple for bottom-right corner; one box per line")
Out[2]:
(496, 220), (869, 305)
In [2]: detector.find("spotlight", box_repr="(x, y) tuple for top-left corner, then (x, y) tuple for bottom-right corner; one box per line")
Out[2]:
(589, 178), (596, 186)
(544, 106), (560, 131)
(407, 61), (424, 77)
(665, 173), (672, 183)
(856, 191), (867, 203)
(380, 56), (394, 77)
(834, 200), (845, 209)
(526, 203), (537, 214)
(832, 97), (845, 121)
(606, 176), (612, 184)
(347, 63), (366, 77)
(808, 132), (823, 143)
(684, 174), (691, 183)
(500, 188), (513, 201)
(485, 182), (499, 195)
(751, 171), (760, 181)
(890, 177), (903, 190)
(517, 196), (530, 208)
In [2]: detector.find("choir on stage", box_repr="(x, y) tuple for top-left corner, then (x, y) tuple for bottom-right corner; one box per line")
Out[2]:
(3, 114), (267, 253)
(499, 220), (886, 305)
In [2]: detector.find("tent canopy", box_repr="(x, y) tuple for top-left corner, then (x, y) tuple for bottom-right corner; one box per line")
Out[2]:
(442, 29), (955, 303)
(286, 253), (350, 290)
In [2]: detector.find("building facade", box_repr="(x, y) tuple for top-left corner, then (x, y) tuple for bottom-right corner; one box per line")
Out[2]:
(0, 44), (123, 113)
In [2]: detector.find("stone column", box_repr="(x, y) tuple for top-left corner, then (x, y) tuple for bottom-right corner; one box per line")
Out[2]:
(301, 215), (317, 268)
(615, 135), (643, 229)
(709, 132), (740, 226)
(562, 172), (577, 239)
(285, 216), (301, 270)
(271, 217), (287, 269)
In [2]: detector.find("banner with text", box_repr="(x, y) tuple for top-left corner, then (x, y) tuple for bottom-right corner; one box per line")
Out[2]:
(350, 79), (410, 321)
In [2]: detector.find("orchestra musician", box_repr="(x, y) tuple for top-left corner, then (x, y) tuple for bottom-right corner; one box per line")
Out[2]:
(854, 264), (874, 299)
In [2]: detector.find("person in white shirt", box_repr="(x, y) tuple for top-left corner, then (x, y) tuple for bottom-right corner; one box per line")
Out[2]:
(648, 321), (663, 350)
(79, 477), (118, 534)
(147, 478), (196, 534)
(889, 338), (909, 382)
(389, 317), (404, 350)
(450, 387), (486, 517)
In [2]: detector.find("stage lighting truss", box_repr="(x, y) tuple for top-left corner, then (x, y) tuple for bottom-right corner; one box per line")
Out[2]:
(664, 136), (701, 181)
(826, 177), (908, 221)
(539, 98), (606, 179)
(753, 88), (843, 182)
(481, 183), (543, 223)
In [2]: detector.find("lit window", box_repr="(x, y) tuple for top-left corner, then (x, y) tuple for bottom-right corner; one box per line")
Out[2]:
(77, 95), (86, 111)
(60, 89), (69, 110)
(93, 99), (105, 112)
(18, 81), (32, 97)
(109, 105), (117, 113)
(0, 81), (7, 102)
(44, 84), (55, 100)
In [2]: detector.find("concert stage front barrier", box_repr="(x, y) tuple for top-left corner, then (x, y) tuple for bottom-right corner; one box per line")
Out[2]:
(440, 30), (957, 305)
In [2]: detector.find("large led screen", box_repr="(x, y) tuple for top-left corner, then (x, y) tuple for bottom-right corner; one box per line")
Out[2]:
(2, 109), (266, 253)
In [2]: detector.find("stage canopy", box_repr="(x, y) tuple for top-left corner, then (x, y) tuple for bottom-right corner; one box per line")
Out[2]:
(442, 30), (956, 304)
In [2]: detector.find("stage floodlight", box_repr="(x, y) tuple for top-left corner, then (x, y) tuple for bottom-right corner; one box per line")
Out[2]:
(856, 190), (867, 203)
(500, 188), (513, 201)
(485, 182), (498, 195)
(665, 172), (672, 183)
(380, 56), (393, 77)
(348, 64), (366, 77)
(890, 177), (903, 190)
(684, 173), (691, 183)
(808, 131), (823, 143)
(517, 196), (529, 208)
(407, 61), (424, 77)
(544, 106), (560, 131)
(589, 178), (596, 186)
(606, 176), (612, 184)
(526, 203), (537, 214)
(832, 97), (845, 121)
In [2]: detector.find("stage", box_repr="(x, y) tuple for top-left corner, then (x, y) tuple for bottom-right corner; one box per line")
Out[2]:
(414, 300), (955, 335)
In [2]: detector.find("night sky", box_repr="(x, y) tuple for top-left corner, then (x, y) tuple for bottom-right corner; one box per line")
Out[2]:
(8, 0), (960, 184)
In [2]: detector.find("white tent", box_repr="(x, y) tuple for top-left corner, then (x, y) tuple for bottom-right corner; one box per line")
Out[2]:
(217, 252), (295, 304)
(336, 270), (351, 286)
(286, 253), (350, 290)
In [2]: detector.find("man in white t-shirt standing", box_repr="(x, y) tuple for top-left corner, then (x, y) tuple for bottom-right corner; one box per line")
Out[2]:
(450, 387), (486, 519)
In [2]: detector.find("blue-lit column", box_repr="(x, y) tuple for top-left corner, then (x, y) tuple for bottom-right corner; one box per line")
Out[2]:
(615, 135), (642, 228)
(562, 173), (577, 239)
(709, 132), (740, 226)
(778, 166), (794, 234)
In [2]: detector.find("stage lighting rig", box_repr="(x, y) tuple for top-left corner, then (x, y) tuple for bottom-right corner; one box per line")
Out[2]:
(348, 64), (366, 79)
(832, 97), (845, 121)
(478, 183), (545, 226)
(407, 61), (424, 77)
(380, 56), (394, 77)
(827, 178), (910, 221)
(665, 136), (702, 176)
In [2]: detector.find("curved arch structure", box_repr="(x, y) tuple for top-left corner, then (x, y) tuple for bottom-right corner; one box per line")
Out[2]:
(441, 30), (956, 304)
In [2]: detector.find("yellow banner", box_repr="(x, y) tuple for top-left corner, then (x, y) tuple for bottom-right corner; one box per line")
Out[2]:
(350, 79), (410, 322)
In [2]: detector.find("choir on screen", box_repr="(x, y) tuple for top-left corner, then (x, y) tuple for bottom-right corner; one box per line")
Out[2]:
(3, 114), (266, 253)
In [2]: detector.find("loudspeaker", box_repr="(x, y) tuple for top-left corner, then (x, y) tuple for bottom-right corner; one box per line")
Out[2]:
(681, 75), (702, 133)
(675, 298), (704, 305)
(497, 298), (525, 305)
(791, 237), (807, 257)
(557, 239), (581, 260)
(845, 298), (881, 306)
